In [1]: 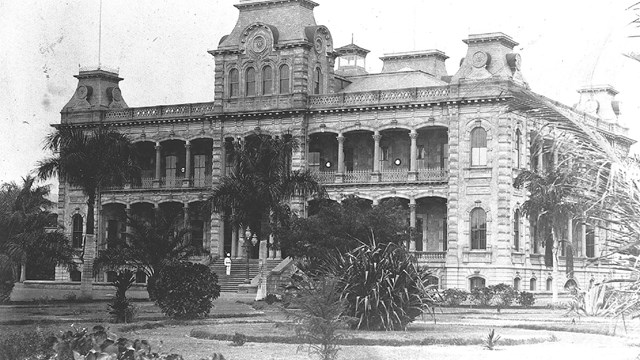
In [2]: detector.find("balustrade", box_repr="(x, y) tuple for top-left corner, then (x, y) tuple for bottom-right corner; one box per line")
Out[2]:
(344, 170), (371, 183)
(380, 168), (408, 182)
(412, 251), (446, 261)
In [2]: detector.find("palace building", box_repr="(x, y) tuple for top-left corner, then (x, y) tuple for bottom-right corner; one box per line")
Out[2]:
(20, 0), (635, 298)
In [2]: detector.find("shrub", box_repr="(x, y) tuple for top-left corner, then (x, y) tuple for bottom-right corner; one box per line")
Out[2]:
(517, 291), (536, 307)
(108, 270), (137, 323)
(0, 279), (14, 304)
(264, 293), (280, 305)
(470, 286), (493, 307)
(491, 283), (517, 311)
(153, 262), (221, 319)
(331, 242), (438, 331)
(285, 276), (350, 360)
(0, 328), (51, 360)
(441, 288), (469, 306)
(231, 332), (247, 346)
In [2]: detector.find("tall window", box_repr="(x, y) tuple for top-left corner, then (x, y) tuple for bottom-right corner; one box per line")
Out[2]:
(107, 220), (119, 242)
(190, 220), (204, 251)
(229, 69), (239, 97)
(471, 127), (487, 166)
(262, 66), (273, 95)
(245, 67), (256, 96)
(515, 129), (521, 168)
(469, 277), (485, 290)
(72, 214), (83, 248)
(470, 208), (487, 250)
(529, 278), (537, 291)
(165, 155), (177, 187)
(313, 67), (322, 94)
(513, 209), (520, 251)
(194, 154), (207, 187)
(546, 278), (553, 291)
(279, 64), (290, 94)
(514, 278), (521, 291)
(586, 225), (595, 258)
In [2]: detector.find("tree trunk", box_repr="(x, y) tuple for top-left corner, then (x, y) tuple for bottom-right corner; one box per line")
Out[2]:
(86, 192), (96, 234)
(551, 227), (559, 305)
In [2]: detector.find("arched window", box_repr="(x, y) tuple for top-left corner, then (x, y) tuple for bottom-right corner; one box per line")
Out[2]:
(529, 278), (537, 291)
(546, 278), (553, 291)
(279, 64), (290, 94)
(313, 67), (322, 94)
(470, 208), (486, 250)
(515, 129), (521, 168)
(245, 67), (256, 96)
(262, 66), (273, 95)
(72, 214), (83, 248)
(470, 127), (487, 166)
(514, 277), (521, 291)
(229, 69), (239, 97)
(513, 209), (520, 251)
(469, 277), (486, 290)
(586, 225), (595, 258)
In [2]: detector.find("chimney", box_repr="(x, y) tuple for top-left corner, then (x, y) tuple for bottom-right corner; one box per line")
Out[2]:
(451, 32), (526, 86)
(379, 50), (449, 79)
(575, 85), (620, 122)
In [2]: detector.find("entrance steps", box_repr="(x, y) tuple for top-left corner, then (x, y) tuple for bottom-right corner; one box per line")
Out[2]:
(210, 258), (282, 293)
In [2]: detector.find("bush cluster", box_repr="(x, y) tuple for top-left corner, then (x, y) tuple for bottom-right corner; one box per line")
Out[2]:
(0, 279), (14, 304)
(441, 289), (469, 306)
(153, 262), (221, 319)
(467, 284), (535, 310)
(0, 325), (227, 360)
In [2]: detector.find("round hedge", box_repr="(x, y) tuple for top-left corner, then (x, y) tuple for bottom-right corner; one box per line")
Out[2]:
(153, 262), (221, 319)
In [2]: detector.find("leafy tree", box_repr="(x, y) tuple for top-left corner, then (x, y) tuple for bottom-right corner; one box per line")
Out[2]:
(514, 166), (582, 304)
(37, 126), (139, 236)
(93, 208), (198, 300)
(211, 134), (323, 251)
(0, 176), (75, 290)
(278, 197), (411, 266)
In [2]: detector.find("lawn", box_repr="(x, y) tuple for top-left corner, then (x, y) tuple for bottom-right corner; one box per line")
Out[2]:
(1, 295), (638, 360)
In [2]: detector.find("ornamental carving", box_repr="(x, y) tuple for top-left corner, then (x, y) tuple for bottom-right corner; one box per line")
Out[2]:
(471, 51), (490, 68)
(240, 23), (277, 58)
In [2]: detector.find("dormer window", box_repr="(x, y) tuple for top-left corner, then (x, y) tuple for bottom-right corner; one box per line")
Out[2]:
(229, 69), (239, 97)
(279, 64), (290, 94)
(245, 67), (256, 97)
(313, 67), (322, 94)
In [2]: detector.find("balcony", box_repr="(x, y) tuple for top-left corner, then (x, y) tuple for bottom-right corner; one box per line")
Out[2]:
(412, 251), (446, 264)
(313, 167), (448, 185)
(103, 175), (213, 192)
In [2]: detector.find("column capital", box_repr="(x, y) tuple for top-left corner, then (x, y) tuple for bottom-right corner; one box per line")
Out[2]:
(337, 134), (345, 143)
(185, 141), (191, 148)
(409, 203), (416, 209)
(155, 142), (161, 149)
(409, 131), (418, 139)
(372, 134), (382, 142)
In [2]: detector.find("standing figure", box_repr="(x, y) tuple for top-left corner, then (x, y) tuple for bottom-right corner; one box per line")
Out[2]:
(224, 253), (232, 276)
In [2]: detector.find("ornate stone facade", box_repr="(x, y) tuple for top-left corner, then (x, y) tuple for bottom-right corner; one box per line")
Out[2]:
(50, 0), (634, 296)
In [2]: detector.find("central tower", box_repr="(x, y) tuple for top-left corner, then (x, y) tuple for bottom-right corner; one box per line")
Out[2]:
(209, 0), (336, 111)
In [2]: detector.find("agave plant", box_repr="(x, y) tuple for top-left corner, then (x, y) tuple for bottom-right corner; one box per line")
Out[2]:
(326, 241), (437, 331)
(483, 329), (501, 350)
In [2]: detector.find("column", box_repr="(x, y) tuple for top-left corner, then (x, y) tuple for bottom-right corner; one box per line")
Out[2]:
(409, 198), (416, 251)
(409, 130), (418, 181)
(232, 226), (238, 258)
(153, 142), (161, 188)
(336, 134), (345, 183)
(183, 141), (192, 187)
(581, 221), (587, 257)
(566, 217), (572, 257)
(537, 139), (544, 173)
(183, 202), (190, 229)
(125, 204), (132, 239)
(218, 214), (226, 258)
(372, 131), (381, 182)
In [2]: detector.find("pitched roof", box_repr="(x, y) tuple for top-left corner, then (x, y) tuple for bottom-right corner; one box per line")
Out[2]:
(340, 70), (448, 93)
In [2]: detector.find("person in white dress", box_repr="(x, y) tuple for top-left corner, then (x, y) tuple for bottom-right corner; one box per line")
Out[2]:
(224, 253), (231, 276)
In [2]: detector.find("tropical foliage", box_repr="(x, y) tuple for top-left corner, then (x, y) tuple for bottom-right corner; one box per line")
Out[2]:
(37, 126), (138, 236)
(0, 176), (75, 295)
(93, 208), (198, 300)
(153, 262), (221, 319)
(211, 134), (323, 251)
(278, 197), (411, 265)
(323, 241), (437, 331)
(107, 270), (136, 323)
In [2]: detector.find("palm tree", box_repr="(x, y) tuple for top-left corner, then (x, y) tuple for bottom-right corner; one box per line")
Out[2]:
(211, 135), (324, 255)
(37, 126), (139, 237)
(0, 176), (76, 284)
(93, 208), (197, 300)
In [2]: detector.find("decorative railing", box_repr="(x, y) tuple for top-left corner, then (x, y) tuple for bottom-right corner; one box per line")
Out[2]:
(344, 170), (371, 183)
(417, 168), (448, 182)
(102, 175), (212, 192)
(412, 251), (446, 261)
(380, 168), (408, 182)
(105, 102), (217, 121)
(160, 176), (184, 188)
(131, 177), (154, 189)
(308, 86), (450, 109)
(313, 171), (336, 184)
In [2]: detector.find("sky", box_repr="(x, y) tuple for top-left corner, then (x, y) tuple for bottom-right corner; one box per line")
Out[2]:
(1, 0), (640, 189)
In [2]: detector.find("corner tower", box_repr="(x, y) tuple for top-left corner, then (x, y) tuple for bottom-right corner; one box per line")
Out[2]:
(209, 0), (336, 111)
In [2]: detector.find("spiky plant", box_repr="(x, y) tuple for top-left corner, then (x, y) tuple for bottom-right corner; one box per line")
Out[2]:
(483, 328), (501, 350)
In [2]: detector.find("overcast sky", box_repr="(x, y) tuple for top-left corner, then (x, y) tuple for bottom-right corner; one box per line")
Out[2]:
(1, 0), (640, 188)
